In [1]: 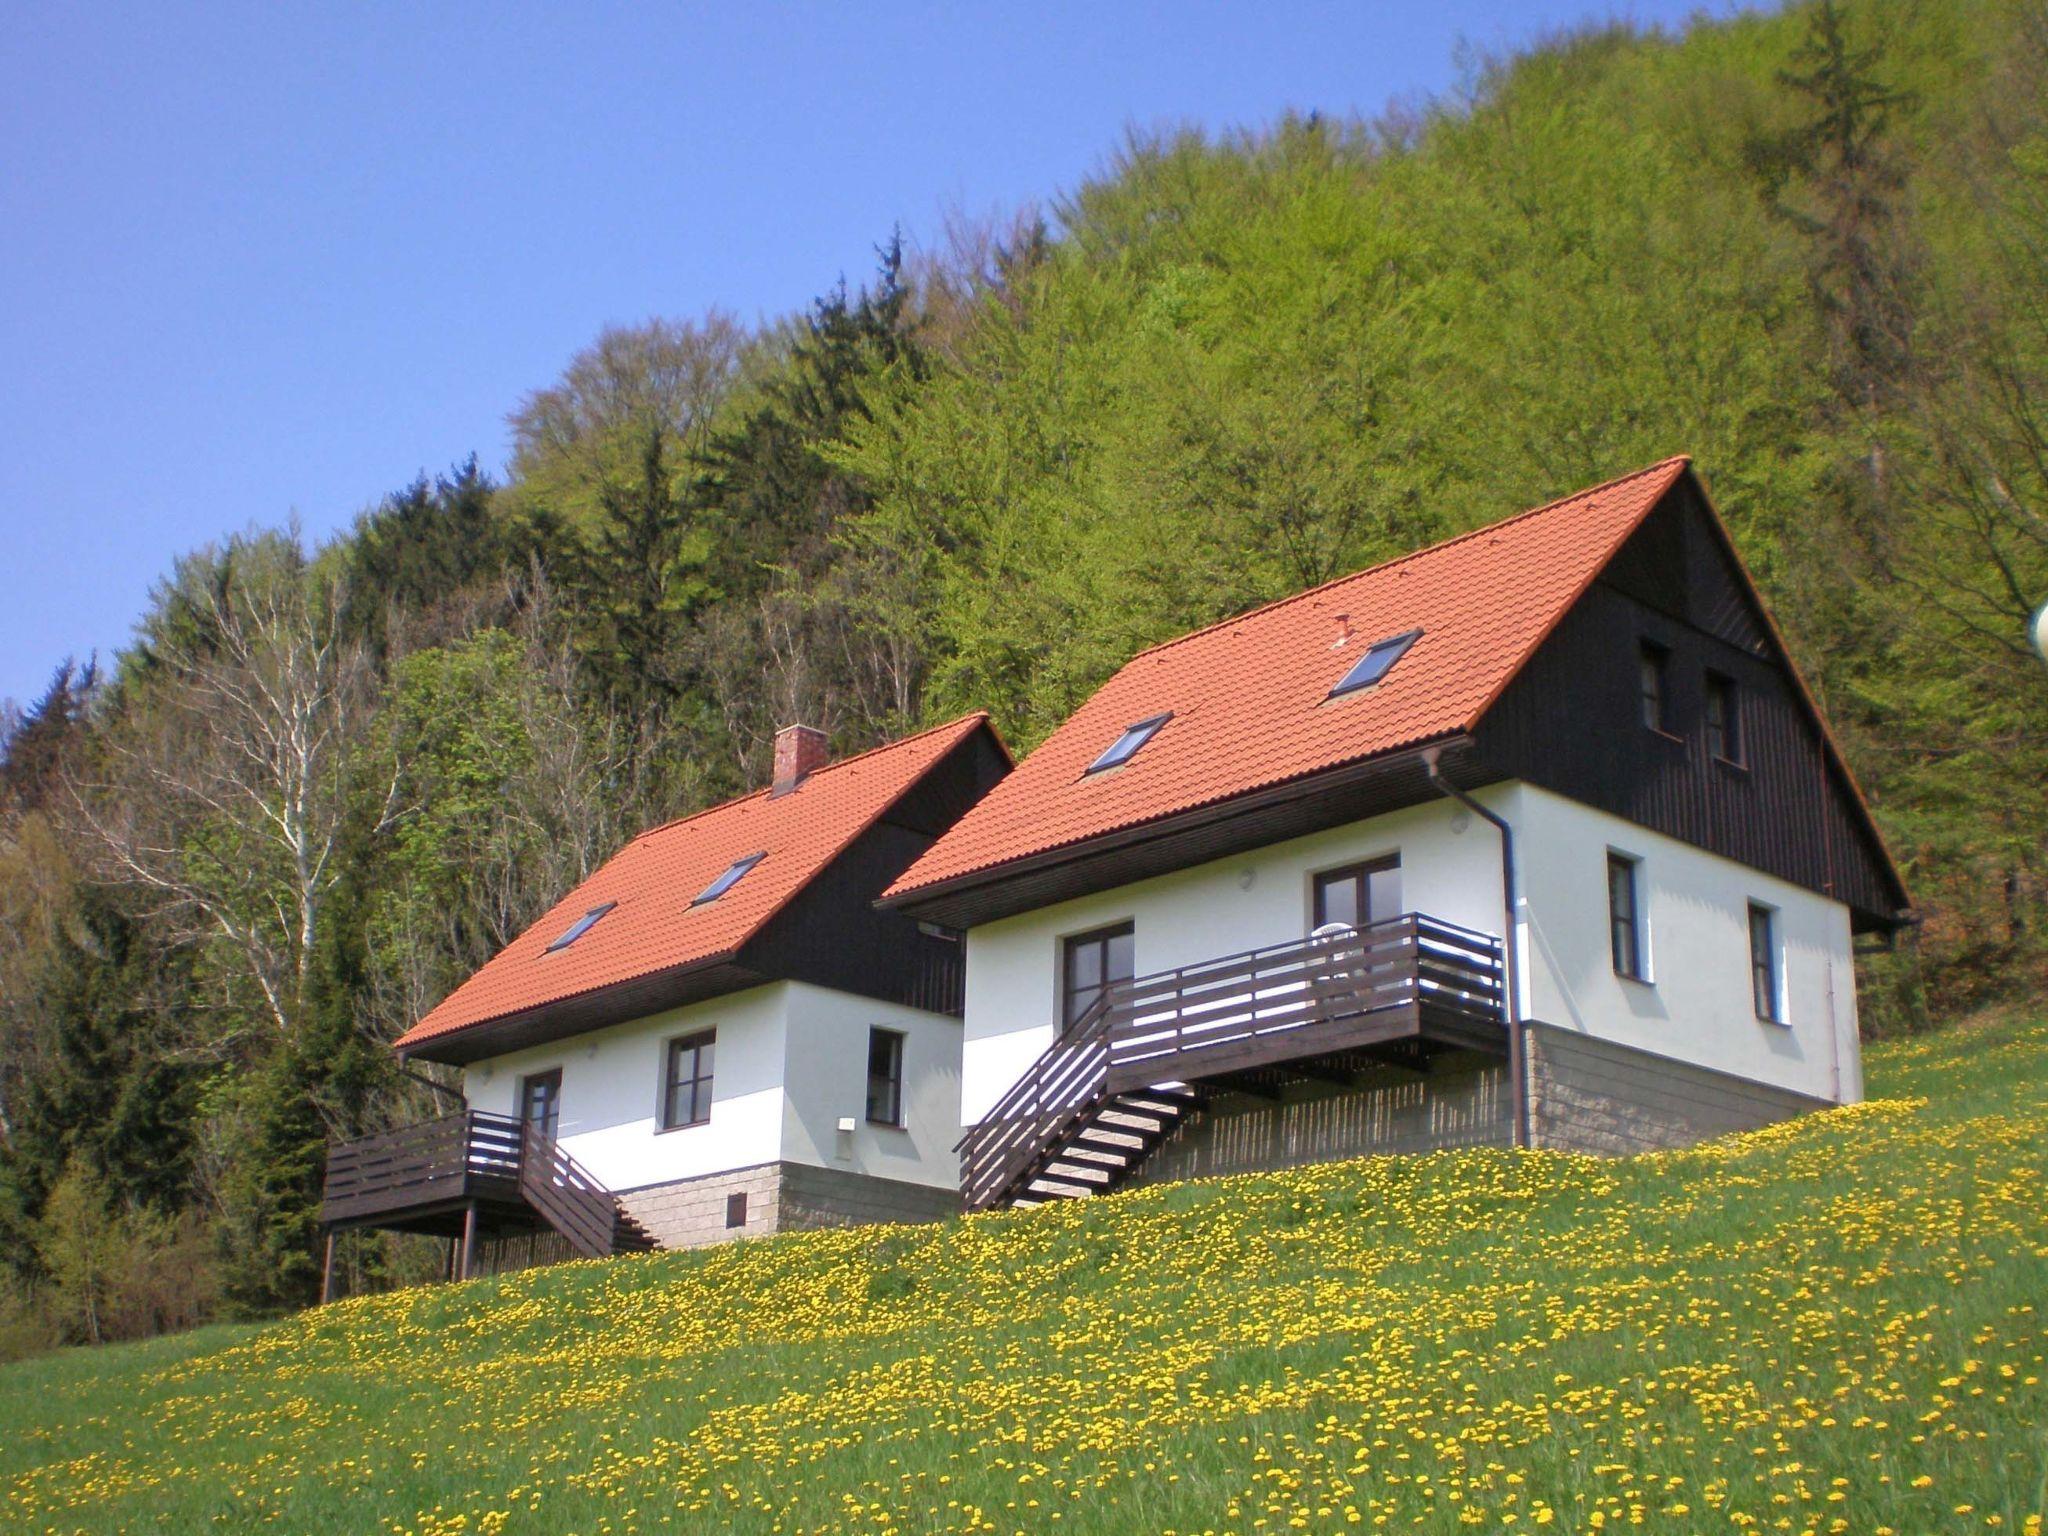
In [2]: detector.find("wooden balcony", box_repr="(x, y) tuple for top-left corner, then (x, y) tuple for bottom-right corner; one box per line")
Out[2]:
(319, 1111), (654, 1293)
(959, 913), (1507, 1211)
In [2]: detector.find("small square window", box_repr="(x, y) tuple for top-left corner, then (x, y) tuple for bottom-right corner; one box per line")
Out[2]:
(546, 902), (616, 953)
(1086, 714), (1171, 774)
(725, 1191), (748, 1229)
(692, 852), (765, 906)
(1329, 629), (1421, 698)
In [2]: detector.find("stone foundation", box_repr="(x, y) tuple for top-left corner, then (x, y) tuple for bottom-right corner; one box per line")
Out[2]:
(615, 1161), (961, 1250)
(1524, 1025), (1831, 1155)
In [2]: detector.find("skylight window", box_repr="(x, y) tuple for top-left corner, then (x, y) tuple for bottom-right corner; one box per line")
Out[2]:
(546, 902), (616, 953)
(1328, 629), (1421, 699)
(1086, 713), (1172, 774)
(691, 852), (765, 906)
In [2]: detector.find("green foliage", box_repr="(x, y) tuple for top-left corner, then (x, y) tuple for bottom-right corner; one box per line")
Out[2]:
(2, 0), (2045, 1348)
(0, 888), (197, 1264)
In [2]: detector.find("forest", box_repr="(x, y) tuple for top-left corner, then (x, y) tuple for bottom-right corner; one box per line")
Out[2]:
(0, 0), (2042, 1351)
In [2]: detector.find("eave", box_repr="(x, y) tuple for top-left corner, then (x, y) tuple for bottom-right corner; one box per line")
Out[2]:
(883, 735), (1487, 930)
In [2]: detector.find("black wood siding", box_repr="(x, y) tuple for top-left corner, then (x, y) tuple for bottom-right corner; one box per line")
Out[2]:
(1471, 486), (1904, 930)
(743, 724), (1011, 1013)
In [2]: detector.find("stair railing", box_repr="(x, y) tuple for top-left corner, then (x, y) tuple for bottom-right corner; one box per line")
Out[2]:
(514, 1121), (622, 1259)
(957, 982), (1126, 1210)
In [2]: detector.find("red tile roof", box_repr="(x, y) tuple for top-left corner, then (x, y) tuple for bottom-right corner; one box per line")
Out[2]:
(885, 458), (1693, 902)
(394, 713), (993, 1054)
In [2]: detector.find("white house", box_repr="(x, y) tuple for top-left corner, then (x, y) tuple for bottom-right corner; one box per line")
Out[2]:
(881, 457), (1908, 1209)
(320, 714), (1010, 1277)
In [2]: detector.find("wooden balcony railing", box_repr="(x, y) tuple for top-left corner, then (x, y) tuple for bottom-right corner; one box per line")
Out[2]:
(320, 1110), (621, 1260)
(958, 913), (1505, 1210)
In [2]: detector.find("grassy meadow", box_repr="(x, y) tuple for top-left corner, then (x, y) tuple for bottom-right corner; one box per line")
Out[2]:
(4, 1013), (2045, 1536)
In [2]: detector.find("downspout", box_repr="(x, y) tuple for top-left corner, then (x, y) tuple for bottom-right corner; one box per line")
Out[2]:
(1421, 746), (1528, 1149)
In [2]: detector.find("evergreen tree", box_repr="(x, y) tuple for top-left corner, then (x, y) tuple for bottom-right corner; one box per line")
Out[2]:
(0, 888), (196, 1273)
(0, 658), (98, 815)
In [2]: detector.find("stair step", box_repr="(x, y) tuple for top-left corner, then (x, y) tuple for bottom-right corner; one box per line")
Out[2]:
(1041, 1161), (1114, 1184)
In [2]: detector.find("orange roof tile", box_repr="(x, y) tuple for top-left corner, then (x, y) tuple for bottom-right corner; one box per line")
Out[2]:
(395, 713), (993, 1053)
(885, 459), (1693, 902)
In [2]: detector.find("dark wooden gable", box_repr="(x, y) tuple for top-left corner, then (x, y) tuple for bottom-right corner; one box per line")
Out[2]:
(1470, 474), (1907, 931)
(741, 721), (1011, 1014)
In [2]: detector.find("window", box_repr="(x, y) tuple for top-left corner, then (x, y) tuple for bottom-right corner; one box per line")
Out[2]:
(692, 852), (765, 906)
(1329, 629), (1422, 698)
(519, 1068), (562, 1142)
(1062, 922), (1134, 1032)
(661, 1030), (715, 1129)
(1313, 855), (1402, 931)
(865, 1028), (906, 1126)
(1706, 672), (1741, 764)
(1639, 642), (1670, 732)
(1087, 713), (1171, 774)
(1608, 854), (1645, 981)
(725, 1191), (748, 1228)
(545, 902), (615, 953)
(1749, 903), (1782, 1022)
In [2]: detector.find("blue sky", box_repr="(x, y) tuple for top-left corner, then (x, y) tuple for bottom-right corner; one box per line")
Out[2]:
(0, 0), (1736, 709)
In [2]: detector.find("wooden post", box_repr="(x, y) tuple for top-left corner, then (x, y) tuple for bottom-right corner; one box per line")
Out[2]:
(459, 1200), (479, 1281)
(319, 1230), (336, 1305)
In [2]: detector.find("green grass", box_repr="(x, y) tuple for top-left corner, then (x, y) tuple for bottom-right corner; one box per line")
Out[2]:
(5, 1016), (2046, 1536)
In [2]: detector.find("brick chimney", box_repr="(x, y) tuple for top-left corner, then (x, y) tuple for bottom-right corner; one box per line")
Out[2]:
(771, 724), (830, 797)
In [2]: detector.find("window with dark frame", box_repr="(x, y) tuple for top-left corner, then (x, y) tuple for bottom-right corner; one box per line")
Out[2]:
(661, 1030), (715, 1130)
(1086, 713), (1171, 774)
(725, 1191), (748, 1228)
(1061, 922), (1134, 1032)
(518, 1068), (562, 1142)
(1706, 672), (1741, 764)
(1312, 855), (1403, 931)
(1638, 641), (1670, 733)
(865, 1027), (906, 1127)
(1329, 629), (1422, 698)
(545, 902), (616, 953)
(692, 852), (765, 906)
(1749, 903), (1781, 1022)
(1608, 853), (1645, 981)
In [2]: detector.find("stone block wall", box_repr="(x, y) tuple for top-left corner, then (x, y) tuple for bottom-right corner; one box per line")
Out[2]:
(616, 1161), (960, 1250)
(1524, 1024), (1830, 1156)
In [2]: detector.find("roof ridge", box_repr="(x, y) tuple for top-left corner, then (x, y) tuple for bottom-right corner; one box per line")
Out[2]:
(1123, 455), (1693, 666)
(628, 711), (990, 846)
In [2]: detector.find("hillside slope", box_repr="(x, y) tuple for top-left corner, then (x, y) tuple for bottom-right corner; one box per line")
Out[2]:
(5, 1014), (2045, 1535)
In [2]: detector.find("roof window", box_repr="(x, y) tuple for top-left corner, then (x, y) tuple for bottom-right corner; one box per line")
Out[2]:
(545, 902), (617, 953)
(1329, 629), (1421, 699)
(1086, 713), (1172, 774)
(692, 852), (766, 906)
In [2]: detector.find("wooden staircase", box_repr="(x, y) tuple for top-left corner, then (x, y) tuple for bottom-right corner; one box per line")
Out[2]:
(1003, 1083), (1202, 1207)
(959, 915), (1508, 1211)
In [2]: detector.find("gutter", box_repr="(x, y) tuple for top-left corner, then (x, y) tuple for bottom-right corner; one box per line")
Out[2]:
(1421, 746), (1529, 1150)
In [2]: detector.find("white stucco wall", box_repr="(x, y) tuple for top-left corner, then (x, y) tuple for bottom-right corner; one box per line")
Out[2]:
(959, 781), (1862, 1125)
(959, 796), (1507, 1125)
(1506, 782), (1861, 1106)
(461, 981), (963, 1193)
